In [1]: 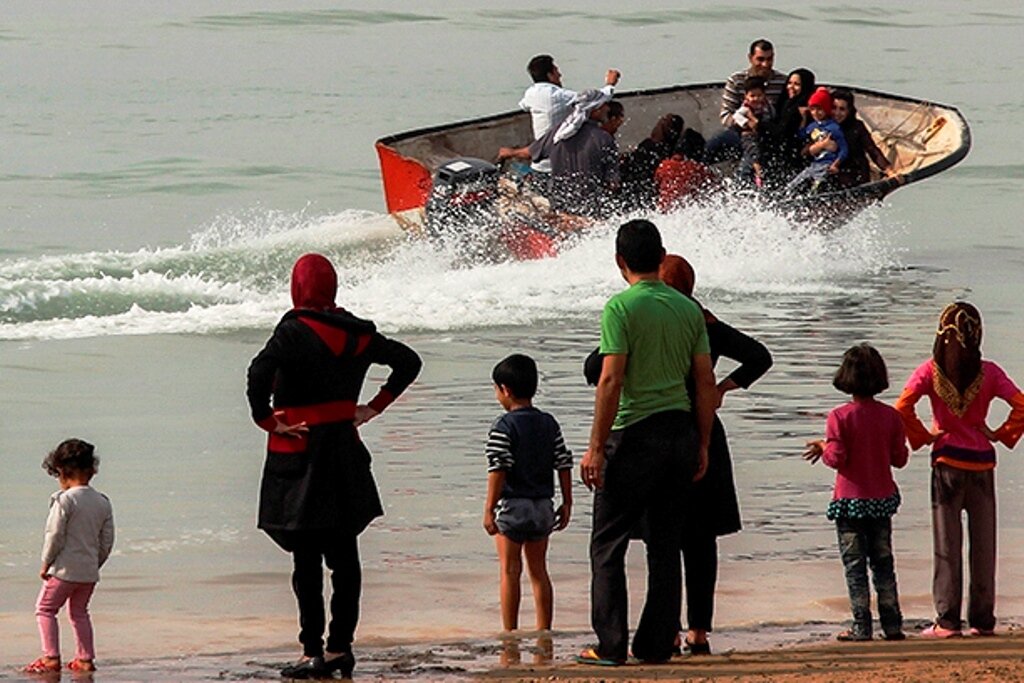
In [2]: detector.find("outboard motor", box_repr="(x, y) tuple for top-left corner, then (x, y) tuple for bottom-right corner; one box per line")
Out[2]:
(424, 158), (501, 252)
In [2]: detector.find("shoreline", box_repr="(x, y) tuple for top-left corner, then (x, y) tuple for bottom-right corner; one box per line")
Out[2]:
(5, 621), (1024, 681)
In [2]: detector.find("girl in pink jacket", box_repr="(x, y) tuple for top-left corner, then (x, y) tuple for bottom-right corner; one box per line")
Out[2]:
(806, 343), (908, 642)
(895, 302), (1024, 638)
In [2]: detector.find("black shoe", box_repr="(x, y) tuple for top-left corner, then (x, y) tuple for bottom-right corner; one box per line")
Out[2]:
(324, 651), (355, 678)
(684, 639), (712, 655)
(280, 656), (328, 679)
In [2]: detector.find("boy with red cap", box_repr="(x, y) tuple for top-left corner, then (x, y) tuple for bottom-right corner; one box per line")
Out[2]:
(784, 86), (848, 194)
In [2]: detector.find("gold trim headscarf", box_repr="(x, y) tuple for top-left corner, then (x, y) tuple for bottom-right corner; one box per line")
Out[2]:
(931, 302), (983, 417)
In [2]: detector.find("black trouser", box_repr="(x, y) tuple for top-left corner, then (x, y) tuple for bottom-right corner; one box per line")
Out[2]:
(590, 410), (696, 662)
(278, 530), (361, 657)
(681, 531), (717, 632)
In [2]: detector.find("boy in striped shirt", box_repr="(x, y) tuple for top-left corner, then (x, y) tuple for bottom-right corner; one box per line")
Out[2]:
(483, 353), (573, 632)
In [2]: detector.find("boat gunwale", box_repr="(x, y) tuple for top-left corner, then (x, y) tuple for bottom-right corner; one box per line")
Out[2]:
(375, 81), (971, 213)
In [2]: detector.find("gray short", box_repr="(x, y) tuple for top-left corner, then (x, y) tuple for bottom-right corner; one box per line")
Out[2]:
(495, 497), (555, 544)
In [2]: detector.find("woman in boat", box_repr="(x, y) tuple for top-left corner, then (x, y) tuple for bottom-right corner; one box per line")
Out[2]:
(584, 254), (772, 655)
(831, 89), (896, 188)
(618, 113), (685, 210)
(246, 253), (422, 679)
(769, 68), (816, 183)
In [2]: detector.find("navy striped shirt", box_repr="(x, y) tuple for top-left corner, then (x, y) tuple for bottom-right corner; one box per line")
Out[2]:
(486, 406), (572, 499)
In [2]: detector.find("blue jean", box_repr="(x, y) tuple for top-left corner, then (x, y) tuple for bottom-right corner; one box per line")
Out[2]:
(836, 516), (902, 637)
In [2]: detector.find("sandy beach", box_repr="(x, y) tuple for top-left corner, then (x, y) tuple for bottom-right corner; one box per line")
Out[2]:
(480, 633), (1024, 683)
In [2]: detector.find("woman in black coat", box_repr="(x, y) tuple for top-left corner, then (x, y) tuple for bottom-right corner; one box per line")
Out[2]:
(247, 253), (421, 679)
(584, 254), (772, 655)
(769, 68), (816, 183)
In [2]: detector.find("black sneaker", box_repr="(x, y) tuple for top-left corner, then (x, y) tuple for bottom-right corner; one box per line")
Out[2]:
(324, 651), (355, 678)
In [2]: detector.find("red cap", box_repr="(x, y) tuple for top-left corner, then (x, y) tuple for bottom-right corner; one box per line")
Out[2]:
(807, 87), (833, 117)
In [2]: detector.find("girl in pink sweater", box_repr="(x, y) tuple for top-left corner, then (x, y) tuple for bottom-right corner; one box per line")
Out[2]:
(805, 343), (909, 641)
(895, 302), (1024, 638)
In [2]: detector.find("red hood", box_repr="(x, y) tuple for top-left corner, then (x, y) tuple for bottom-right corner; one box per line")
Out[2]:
(291, 253), (337, 311)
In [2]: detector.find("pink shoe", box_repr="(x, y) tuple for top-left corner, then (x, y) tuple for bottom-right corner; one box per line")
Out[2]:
(969, 627), (996, 637)
(920, 623), (962, 639)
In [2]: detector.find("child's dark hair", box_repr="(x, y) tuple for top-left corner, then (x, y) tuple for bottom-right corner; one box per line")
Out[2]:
(492, 354), (538, 399)
(743, 76), (767, 94)
(42, 438), (99, 478)
(833, 343), (889, 396)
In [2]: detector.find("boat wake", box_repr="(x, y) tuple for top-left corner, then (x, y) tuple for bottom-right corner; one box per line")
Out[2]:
(0, 198), (903, 341)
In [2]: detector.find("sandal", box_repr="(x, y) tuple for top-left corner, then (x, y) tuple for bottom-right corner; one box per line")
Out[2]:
(836, 630), (872, 642)
(22, 657), (61, 674)
(575, 647), (624, 666)
(68, 658), (97, 672)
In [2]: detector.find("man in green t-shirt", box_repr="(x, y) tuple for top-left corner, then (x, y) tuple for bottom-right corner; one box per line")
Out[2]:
(577, 219), (716, 666)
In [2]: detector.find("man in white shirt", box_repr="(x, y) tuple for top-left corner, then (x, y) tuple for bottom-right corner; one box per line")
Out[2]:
(518, 55), (620, 173)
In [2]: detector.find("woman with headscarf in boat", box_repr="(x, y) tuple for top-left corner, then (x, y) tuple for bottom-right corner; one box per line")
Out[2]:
(830, 89), (897, 188)
(768, 68), (816, 183)
(584, 254), (773, 655)
(247, 253), (422, 679)
(618, 114), (685, 211)
(894, 302), (1024, 638)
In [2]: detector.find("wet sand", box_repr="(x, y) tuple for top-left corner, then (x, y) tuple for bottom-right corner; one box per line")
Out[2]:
(5, 625), (1024, 681)
(481, 635), (1024, 682)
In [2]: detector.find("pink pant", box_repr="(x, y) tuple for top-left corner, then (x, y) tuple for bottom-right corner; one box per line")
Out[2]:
(35, 577), (96, 660)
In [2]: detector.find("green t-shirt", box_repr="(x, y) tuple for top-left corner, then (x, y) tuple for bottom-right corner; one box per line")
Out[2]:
(599, 279), (710, 430)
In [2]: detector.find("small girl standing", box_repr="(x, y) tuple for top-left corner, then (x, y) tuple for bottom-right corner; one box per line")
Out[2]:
(23, 439), (115, 674)
(895, 302), (1024, 637)
(805, 343), (909, 641)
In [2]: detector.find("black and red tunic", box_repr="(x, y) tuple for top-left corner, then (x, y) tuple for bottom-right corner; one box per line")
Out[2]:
(247, 307), (421, 538)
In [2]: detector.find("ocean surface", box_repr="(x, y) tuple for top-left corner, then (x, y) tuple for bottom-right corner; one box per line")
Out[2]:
(2, 1), (1023, 678)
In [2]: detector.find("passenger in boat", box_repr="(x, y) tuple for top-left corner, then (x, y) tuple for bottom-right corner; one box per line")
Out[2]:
(783, 87), (848, 195)
(514, 54), (620, 176)
(768, 68), (817, 181)
(528, 89), (620, 218)
(619, 114), (685, 210)
(731, 77), (775, 188)
(601, 101), (626, 137)
(705, 39), (787, 163)
(831, 90), (896, 188)
(654, 130), (718, 211)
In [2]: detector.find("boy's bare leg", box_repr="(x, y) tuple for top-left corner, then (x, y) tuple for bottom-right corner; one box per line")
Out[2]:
(523, 537), (553, 630)
(496, 534), (524, 631)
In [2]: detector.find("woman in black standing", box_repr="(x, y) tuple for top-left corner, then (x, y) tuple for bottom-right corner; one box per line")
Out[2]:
(584, 254), (772, 655)
(247, 253), (421, 679)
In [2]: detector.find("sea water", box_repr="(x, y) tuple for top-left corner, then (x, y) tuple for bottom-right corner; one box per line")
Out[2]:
(1, 1), (1023, 677)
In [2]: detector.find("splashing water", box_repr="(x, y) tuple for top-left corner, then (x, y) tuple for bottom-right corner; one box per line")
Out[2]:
(0, 197), (903, 341)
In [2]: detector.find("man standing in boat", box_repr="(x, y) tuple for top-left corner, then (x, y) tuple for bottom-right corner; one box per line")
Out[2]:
(516, 55), (620, 176)
(706, 39), (787, 162)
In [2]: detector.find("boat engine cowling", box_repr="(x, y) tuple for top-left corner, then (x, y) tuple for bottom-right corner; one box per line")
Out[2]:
(424, 158), (501, 248)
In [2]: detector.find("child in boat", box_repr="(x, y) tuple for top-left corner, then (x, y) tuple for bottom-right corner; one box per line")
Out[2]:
(895, 302), (1024, 638)
(24, 439), (115, 675)
(804, 343), (908, 642)
(732, 76), (775, 187)
(784, 87), (848, 195)
(483, 354), (573, 632)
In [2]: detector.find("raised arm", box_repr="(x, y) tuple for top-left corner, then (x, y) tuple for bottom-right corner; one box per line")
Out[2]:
(357, 334), (423, 424)
(708, 320), (772, 402)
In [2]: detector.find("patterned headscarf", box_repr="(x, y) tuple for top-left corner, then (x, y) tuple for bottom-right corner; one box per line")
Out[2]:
(931, 301), (983, 416)
(553, 88), (612, 143)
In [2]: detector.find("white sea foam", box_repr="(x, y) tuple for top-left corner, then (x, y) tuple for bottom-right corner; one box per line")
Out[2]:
(0, 200), (903, 341)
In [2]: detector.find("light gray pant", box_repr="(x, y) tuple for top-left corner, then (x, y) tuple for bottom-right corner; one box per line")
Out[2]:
(931, 464), (996, 631)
